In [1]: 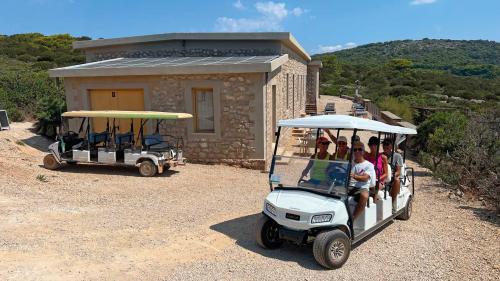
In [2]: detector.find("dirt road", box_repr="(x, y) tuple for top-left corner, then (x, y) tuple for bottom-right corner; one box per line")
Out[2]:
(0, 123), (498, 281)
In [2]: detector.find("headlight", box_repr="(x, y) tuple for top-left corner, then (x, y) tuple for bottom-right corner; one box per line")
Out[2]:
(266, 203), (277, 216)
(311, 214), (333, 224)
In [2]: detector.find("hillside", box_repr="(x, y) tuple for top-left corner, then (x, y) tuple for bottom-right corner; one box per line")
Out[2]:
(313, 39), (500, 122)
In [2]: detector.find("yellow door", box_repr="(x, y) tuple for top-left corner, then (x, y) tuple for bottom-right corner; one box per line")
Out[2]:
(88, 89), (145, 143)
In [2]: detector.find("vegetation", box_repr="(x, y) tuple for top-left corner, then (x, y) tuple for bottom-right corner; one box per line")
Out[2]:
(0, 33), (87, 137)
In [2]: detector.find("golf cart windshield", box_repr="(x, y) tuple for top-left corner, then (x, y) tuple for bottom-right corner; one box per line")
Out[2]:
(271, 155), (349, 196)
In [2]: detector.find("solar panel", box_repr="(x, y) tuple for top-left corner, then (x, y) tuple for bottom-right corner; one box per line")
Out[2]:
(66, 56), (280, 70)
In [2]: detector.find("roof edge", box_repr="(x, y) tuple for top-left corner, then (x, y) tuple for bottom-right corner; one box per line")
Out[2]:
(73, 32), (310, 61)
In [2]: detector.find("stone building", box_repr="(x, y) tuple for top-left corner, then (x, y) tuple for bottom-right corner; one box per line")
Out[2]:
(49, 32), (321, 170)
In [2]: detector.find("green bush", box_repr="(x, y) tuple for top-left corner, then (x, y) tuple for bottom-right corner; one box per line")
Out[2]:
(35, 94), (66, 138)
(378, 96), (414, 122)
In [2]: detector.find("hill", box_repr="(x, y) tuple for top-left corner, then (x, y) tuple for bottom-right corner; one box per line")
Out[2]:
(313, 39), (500, 122)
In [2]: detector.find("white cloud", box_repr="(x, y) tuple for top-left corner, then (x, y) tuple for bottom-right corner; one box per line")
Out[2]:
(215, 1), (307, 32)
(410, 0), (437, 5)
(233, 0), (245, 10)
(314, 42), (357, 54)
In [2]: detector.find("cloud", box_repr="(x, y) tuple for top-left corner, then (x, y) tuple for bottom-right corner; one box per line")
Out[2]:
(410, 0), (437, 5)
(215, 1), (306, 32)
(314, 42), (357, 54)
(233, 0), (245, 10)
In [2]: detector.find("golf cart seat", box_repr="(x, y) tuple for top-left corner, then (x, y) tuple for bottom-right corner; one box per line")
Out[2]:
(89, 131), (110, 145)
(348, 196), (376, 231)
(115, 132), (134, 147)
(143, 133), (173, 151)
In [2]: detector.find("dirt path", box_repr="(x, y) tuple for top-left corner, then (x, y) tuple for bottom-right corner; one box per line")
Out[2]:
(0, 123), (498, 281)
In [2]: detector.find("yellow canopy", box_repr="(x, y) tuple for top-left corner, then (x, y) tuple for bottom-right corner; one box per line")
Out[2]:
(62, 110), (193, 120)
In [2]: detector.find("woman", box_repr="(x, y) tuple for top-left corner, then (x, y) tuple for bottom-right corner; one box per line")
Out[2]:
(365, 136), (389, 194)
(300, 136), (332, 185)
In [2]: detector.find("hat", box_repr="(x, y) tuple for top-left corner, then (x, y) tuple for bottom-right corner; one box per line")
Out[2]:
(317, 136), (331, 144)
(337, 136), (348, 143)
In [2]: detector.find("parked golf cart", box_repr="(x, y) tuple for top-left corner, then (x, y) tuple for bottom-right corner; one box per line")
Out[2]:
(43, 110), (192, 177)
(256, 115), (416, 269)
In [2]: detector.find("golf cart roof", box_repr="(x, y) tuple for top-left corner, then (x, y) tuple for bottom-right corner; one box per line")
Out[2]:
(62, 110), (193, 119)
(278, 115), (417, 135)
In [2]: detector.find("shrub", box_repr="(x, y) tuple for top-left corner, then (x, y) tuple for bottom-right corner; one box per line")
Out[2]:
(35, 94), (66, 138)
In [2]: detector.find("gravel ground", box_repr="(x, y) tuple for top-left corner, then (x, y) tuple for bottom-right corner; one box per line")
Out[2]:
(1, 122), (499, 281)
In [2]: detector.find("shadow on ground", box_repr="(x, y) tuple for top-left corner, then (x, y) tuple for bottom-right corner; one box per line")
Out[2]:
(38, 163), (180, 178)
(211, 213), (324, 270)
(21, 134), (53, 152)
(211, 213), (393, 270)
(458, 205), (499, 227)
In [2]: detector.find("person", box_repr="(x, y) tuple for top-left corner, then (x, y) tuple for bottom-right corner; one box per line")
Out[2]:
(364, 136), (389, 195)
(350, 141), (375, 220)
(324, 129), (359, 150)
(332, 136), (350, 160)
(382, 138), (404, 204)
(300, 136), (332, 185)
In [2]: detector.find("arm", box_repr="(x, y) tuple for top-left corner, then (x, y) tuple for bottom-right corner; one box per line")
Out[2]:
(380, 155), (389, 182)
(323, 129), (337, 144)
(301, 156), (315, 177)
(352, 172), (371, 182)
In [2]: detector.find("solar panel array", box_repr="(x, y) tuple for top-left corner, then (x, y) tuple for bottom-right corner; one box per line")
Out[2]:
(68, 56), (280, 69)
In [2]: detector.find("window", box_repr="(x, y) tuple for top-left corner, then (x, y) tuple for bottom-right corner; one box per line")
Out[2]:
(192, 88), (214, 133)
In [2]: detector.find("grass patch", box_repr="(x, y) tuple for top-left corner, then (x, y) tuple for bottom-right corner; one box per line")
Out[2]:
(36, 174), (48, 183)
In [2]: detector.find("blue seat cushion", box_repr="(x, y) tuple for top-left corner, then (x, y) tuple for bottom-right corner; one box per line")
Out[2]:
(143, 133), (163, 146)
(89, 131), (109, 144)
(115, 132), (134, 145)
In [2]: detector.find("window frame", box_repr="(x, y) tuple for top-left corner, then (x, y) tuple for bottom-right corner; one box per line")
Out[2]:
(192, 87), (215, 133)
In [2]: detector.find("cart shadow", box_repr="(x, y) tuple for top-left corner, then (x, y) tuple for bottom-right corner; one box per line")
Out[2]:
(21, 134), (54, 152)
(210, 213), (326, 270)
(38, 163), (179, 178)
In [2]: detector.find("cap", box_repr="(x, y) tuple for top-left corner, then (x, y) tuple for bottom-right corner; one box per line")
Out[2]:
(338, 136), (348, 143)
(317, 136), (331, 144)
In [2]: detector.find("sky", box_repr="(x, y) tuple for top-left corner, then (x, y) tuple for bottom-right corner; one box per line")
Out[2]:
(1, 0), (499, 54)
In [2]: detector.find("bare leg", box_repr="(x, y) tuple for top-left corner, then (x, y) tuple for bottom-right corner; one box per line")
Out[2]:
(353, 191), (369, 220)
(390, 178), (401, 203)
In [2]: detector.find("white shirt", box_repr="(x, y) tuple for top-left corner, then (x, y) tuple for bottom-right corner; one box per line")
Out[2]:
(350, 160), (376, 190)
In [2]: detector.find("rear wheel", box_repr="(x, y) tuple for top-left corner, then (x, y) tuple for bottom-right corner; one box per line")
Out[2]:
(397, 196), (412, 220)
(313, 229), (351, 269)
(43, 154), (61, 170)
(255, 215), (283, 249)
(139, 160), (157, 177)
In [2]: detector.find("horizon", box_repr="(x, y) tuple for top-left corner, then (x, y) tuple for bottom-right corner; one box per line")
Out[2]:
(1, 0), (499, 55)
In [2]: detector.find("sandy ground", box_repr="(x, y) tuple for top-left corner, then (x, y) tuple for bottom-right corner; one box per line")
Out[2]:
(0, 117), (499, 281)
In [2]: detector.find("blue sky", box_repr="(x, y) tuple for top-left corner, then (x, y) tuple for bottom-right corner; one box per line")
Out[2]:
(1, 0), (499, 54)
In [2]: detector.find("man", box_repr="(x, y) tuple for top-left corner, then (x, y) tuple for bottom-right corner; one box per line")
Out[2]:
(350, 141), (376, 220)
(382, 138), (404, 205)
(300, 136), (332, 185)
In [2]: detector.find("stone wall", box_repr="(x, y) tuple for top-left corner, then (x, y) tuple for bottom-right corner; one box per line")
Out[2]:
(306, 63), (321, 106)
(63, 73), (267, 170)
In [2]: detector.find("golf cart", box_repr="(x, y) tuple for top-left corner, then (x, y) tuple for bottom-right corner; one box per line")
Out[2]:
(43, 110), (192, 177)
(256, 115), (416, 269)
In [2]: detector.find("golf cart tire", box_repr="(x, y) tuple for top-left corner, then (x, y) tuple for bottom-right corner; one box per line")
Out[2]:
(43, 154), (61, 170)
(255, 215), (283, 249)
(397, 196), (412, 221)
(139, 160), (157, 177)
(313, 229), (351, 269)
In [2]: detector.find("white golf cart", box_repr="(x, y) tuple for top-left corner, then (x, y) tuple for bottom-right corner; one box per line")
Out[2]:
(256, 115), (416, 269)
(43, 110), (192, 177)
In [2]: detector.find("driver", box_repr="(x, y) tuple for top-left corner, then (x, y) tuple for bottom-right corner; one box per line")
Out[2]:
(300, 137), (332, 185)
(350, 141), (375, 220)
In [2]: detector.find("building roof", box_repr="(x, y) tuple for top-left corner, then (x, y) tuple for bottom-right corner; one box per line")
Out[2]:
(73, 32), (311, 61)
(381, 111), (403, 120)
(278, 115), (417, 134)
(49, 55), (288, 78)
(397, 121), (417, 130)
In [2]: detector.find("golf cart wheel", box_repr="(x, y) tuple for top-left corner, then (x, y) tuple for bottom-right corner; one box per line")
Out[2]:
(255, 215), (283, 249)
(139, 160), (157, 177)
(397, 196), (412, 220)
(313, 229), (351, 269)
(43, 154), (61, 170)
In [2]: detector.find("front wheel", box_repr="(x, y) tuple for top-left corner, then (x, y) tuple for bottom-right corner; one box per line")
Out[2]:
(255, 215), (283, 249)
(139, 160), (157, 177)
(43, 154), (61, 170)
(313, 229), (351, 269)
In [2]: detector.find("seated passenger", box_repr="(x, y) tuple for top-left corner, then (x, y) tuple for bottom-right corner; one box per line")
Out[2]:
(323, 129), (359, 151)
(382, 138), (404, 204)
(332, 136), (350, 160)
(300, 136), (332, 185)
(325, 136), (350, 187)
(350, 141), (376, 220)
(365, 136), (389, 195)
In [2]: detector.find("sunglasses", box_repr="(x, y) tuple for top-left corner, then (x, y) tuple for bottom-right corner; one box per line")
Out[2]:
(353, 148), (363, 152)
(320, 141), (330, 145)
(338, 142), (347, 145)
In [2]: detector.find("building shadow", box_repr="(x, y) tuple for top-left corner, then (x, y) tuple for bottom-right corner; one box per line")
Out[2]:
(38, 163), (179, 178)
(210, 213), (324, 270)
(458, 205), (499, 227)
